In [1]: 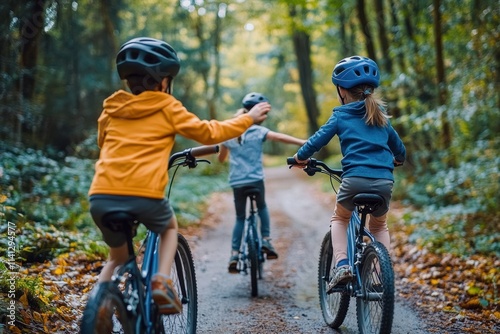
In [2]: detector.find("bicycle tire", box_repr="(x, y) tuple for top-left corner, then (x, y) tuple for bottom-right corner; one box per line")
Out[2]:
(356, 241), (395, 334)
(318, 231), (350, 329)
(156, 233), (198, 334)
(80, 281), (133, 334)
(247, 226), (259, 297)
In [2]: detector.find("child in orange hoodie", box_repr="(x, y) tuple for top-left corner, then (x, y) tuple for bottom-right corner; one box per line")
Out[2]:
(88, 37), (270, 314)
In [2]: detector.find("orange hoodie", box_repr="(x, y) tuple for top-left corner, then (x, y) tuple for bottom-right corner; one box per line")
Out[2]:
(88, 90), (253, 199)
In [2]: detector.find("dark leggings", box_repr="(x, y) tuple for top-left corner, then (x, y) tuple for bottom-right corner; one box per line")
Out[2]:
(231, 180), (270, 251)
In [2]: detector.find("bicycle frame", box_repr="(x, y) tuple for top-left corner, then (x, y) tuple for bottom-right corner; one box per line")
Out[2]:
(347, 209), (376, 293)
(110, 227), (158, 333)
(237, 193), (262, 272)
(290, 157), (396, 332)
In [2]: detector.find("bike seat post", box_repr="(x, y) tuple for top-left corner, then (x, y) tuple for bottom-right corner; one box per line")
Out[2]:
(243, 187), (260, 215)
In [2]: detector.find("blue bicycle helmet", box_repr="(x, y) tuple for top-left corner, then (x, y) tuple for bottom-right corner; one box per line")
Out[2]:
(242, 92), (269, 110)
(116, 37), (180, 82)
(331, 56), (380, 89)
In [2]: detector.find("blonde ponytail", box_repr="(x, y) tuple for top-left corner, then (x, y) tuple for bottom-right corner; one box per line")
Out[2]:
(349, 85), (390, 127)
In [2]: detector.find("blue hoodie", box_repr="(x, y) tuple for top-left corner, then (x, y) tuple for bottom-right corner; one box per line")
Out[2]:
(297, 101), (406, 181)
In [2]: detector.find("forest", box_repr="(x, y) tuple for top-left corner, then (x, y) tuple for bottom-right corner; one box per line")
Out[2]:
(0, 0), (499, 332)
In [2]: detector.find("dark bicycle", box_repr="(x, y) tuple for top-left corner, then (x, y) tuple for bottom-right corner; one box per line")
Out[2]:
(80, 145), (219, 334)
(287, 157), (395, 334)
(234, 187), (265, 297)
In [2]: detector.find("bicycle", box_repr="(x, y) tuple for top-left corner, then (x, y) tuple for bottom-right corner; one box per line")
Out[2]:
(80, 145), (220, 334)
(287, 157), (395, 334)
(234, 187), (265, 297)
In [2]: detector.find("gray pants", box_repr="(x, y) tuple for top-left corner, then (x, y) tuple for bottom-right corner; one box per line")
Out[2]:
(89, 195), (174, 248)
(336, 177), (393, 217)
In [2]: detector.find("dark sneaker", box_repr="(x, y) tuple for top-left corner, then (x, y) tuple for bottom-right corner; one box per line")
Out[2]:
(261, 239), (278, 260)
(327, 265), (353, 293)
(151, 274), (182, 315)
(228, 254), (239, 274)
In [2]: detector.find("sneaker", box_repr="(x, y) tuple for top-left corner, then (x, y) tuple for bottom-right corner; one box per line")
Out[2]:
(327, 265), (353, 292)
(151, 274), (182, 315)
(261, 239), (278, 260)
(228, 254), (239, 274)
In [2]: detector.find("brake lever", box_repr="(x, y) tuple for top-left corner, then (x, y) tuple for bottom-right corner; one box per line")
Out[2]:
(185, 158), (211, 169)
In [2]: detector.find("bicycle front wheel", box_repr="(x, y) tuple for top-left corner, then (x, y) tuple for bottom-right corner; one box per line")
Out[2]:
(356, 241), (395, 334)
(247, 226), (259, 297)
(156, 233), (198, 334)
(318, 231), (350, 329)
(80, 281), (133, 334)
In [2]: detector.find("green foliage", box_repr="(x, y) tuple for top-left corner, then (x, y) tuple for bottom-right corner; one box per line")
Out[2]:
(0, 145), (94, 230)
(0, 146), (232, 262)
(406, 206), (500, 257)
(0, 204), (105, 264)
(0, 262), (52, 311)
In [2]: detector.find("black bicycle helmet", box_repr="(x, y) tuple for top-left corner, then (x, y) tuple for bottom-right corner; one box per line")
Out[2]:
(116, 37), (180, 82)
(331, 56), (380, 89)
(242, 92), (269, 110)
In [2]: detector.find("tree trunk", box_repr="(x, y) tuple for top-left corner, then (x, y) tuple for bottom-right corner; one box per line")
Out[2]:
(388, 0), (405, 73)
(375, 0), (392, 73)
(338, 7), (351, 56)
(99, 0), (118, 88)
(208, 3), (224, 120)
(20, 0), (46, 99)
(288, 5), (320, 137)
(356, 0), (376, 61)
(433, 0), (451, 150)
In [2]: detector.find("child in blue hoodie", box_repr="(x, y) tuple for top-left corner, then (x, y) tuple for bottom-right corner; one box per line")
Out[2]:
(293, 56), (406, 290)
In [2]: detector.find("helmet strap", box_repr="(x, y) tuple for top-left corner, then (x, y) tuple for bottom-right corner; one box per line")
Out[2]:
(161, 77), (173, 94)
(336, 85), (345, 105)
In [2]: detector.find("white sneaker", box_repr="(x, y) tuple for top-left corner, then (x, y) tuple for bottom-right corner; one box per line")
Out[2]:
(327, 265), (353, 292)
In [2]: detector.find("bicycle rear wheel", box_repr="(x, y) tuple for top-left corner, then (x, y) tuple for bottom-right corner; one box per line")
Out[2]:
(356, 241), (394, 334)
(156, 233), (198, 334)
(80, 281), (133, 334)
(247, 226), (259, 297)
(318, 231), (350, 329)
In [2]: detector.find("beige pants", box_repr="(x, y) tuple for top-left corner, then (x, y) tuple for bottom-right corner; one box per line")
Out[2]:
(330, 203), (390, 265)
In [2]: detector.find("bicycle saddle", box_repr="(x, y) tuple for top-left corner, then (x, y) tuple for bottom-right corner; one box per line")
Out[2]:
(243, 187), (260, 197)
(102, 211), (138, 232)
(352, 193), (384, 214)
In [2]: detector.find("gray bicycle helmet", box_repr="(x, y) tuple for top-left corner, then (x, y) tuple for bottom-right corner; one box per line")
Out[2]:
(242, 92), (269, 110)
(116, 37), (180, 82)
(331, 56), (380, 89)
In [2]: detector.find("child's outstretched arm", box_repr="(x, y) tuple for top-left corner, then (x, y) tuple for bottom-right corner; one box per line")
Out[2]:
(266, 131), (307, 146)
(218, 144), (229, 163)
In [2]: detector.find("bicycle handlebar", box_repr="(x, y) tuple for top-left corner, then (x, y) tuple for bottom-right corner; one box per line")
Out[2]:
(190, 145), (220, 157)
(168, 145), (219, 169)
(286, 157), (343, 178)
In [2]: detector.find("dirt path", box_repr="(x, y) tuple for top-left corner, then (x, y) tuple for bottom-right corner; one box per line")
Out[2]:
(188, 166), (428, 333)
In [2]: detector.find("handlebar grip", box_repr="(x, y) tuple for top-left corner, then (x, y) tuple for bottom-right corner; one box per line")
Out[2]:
(190, 145), (220, 157)
(287, 157), (298, 165)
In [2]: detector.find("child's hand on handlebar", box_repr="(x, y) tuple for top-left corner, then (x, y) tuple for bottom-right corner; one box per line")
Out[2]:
(393, 158), (404, 167)
(247, 102), (271, 124)
(291, 153), (309, 168)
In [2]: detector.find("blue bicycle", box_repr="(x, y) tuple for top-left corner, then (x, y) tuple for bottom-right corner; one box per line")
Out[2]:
(234, 187), (265, 297)
(288, 157), (395, 334)
(80, 145), (219, 334)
